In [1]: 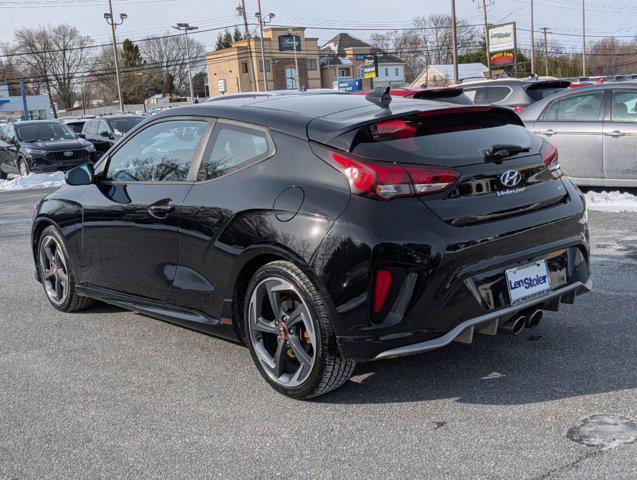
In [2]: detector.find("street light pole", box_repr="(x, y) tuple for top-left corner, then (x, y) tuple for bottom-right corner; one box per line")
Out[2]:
(255, 2), (275, 92)
(450, 0), (459, 85)
(481, 0), (491, 76)
(104, 0), (127, 113)
(530, 0), (535, 75)
(173, 23), (199, 102)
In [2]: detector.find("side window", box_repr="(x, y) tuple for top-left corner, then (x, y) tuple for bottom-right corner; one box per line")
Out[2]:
(82, 120), (93, 134)
(487, 86), (511, 103)
(556, 91), (603, 121)
(197, 122), (273, 181)
(5, 125), (15, 141)
(0, 125), (6, 141)
(105, 120), (208, 182)
(611, 90), (637, 122)
(463, 88), (488, 104)
(98, 119), (110, 135)
(541, 99), (560, 121)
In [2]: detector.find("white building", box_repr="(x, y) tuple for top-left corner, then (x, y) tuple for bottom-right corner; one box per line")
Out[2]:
(410, 63), (494, 87)
(0, 84), (53, 122)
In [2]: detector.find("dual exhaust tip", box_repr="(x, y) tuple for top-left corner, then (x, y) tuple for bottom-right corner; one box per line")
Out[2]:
(500, 309), (543, 335)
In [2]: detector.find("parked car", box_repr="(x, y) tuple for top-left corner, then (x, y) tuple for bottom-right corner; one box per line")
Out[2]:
(354, 87), (473, 105)
(518, 82), (637, 187)
(457, 78), (571, 111)
(61, 117), (90, 134)
(0, 120), (96, 178)
(81, 114), (143, 157)
(31, 94), (591, 399)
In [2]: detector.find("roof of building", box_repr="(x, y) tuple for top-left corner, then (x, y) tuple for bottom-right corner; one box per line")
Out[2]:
(320, 33), (370, 55)
(428, 63), (489, 80)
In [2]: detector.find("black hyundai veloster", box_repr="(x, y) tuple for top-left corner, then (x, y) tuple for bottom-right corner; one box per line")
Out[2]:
(31, 91), (591, 399)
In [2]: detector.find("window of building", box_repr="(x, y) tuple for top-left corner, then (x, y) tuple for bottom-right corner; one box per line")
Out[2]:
(384, 68), (389, 77)
(395, 67), (399, 77)
(241, 62), (248, 74)
(197, 121), (273, 181)
(105, 120), (208, 182)
(307, 59), (317, 71)
(258, 60), (271, 73)
(337, 68), (351, 78)
(285, 67), (298, 89)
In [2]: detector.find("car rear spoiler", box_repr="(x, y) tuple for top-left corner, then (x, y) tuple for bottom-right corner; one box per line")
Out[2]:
(522, 80), (571, 91)
(307, 105), (525, 151)
(412, 88), (464, 100)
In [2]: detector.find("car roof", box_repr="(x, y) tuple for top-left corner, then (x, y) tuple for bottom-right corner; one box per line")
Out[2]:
(152, 93), (520, 142)
(12, 120), (60, 126)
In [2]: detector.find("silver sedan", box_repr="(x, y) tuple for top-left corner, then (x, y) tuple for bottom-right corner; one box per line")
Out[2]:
(518, 83), (637, 187)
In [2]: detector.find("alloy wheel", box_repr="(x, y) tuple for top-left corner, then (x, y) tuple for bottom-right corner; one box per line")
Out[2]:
(19, 161), (28, 177)
(248, 277), (317, 388)
(39, 235), (69, 306)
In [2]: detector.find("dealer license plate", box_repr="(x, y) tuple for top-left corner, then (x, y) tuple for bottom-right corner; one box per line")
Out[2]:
(505, 260), (552, 306)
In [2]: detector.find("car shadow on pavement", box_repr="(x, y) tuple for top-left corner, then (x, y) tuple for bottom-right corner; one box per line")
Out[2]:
(319, 296), (635, 405)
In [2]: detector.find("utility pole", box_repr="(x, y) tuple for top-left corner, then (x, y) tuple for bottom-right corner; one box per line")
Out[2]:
(451, 0), (459, 84)
(103, 0), (127, 113)
(582, 0), (586, 77)
(288, 29), (300, 89)
(172, 23), (199, 103)
(530, 0), (535, 76)
(236, 1), (257, 91)
(255, 2), (275, 92)
(541, 27), (550, 77)
(482, 0), (491, 76)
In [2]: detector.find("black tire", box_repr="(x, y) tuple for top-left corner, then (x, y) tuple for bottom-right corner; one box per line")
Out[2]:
(0, 169), (6, 180)
(38, 225), (94, 312)
(244, 260), (356, 399)
(19, 158), (30, 177)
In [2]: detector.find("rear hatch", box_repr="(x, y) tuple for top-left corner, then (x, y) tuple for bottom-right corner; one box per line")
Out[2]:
(309, 105), (567, 225)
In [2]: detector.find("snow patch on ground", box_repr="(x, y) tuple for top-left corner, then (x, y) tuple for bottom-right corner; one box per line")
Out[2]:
(585, 190), (637, 213)
(0, 172), (65, 191)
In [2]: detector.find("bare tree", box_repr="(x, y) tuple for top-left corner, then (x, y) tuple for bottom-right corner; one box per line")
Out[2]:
(14, 24), (93, 115)
(139, 32), (205, 96)
(0, 42), (24, 96)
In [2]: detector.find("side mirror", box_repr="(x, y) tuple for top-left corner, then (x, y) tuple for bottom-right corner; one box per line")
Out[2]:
(65, 163), (94, 186)
(99, 131), (111, 138)
(77, 133), (86, 139)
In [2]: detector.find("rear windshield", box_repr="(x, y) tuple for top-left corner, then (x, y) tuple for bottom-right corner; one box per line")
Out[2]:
(350, 110), (534, 163)
(526, 82), (570, 101)
(413, 90), (473, 105)
(109, 117), (143, 135)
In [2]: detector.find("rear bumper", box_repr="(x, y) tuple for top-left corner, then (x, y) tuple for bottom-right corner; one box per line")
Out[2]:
(372, 279), (591, 360)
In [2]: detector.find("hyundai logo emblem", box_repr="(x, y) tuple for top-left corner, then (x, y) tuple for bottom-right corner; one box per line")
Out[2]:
(63, 151), (74, 157)
(500, 170), (522, 188)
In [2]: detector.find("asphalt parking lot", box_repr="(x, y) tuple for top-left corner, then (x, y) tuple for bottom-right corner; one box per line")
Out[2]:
(0, 188), (635, 480)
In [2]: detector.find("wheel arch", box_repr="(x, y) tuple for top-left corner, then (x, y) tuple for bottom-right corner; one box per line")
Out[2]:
(229, 243), (326, 345)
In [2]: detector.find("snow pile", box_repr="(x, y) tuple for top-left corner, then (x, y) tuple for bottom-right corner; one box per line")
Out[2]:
(585, 190), (637, 213)
(0, 172), (65, 191)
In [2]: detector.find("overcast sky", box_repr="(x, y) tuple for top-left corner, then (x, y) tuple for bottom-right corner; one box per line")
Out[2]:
(1, 0), (635, 53)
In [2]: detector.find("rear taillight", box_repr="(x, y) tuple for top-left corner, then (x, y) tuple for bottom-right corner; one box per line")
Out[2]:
(541, 142), (562, 179)
(512, 105), (526, 112)
(373, 269), (392, 314)
(328, 151), (458, 200)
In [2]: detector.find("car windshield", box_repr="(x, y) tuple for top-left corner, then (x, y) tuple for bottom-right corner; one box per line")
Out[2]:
(109, 117), (143, 136)
(16, 123), (76, 142)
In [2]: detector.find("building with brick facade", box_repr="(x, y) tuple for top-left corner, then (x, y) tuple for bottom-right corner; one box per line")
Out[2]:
(205, 27), (321, 97)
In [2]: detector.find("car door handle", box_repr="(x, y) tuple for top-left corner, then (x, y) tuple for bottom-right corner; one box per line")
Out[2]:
(604, 130), (625, 138)
(148, 203), (175, 218)
(539, 129), (556, 136)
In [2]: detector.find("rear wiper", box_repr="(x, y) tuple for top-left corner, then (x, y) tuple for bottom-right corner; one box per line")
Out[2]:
(483, 144), (530, 163)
